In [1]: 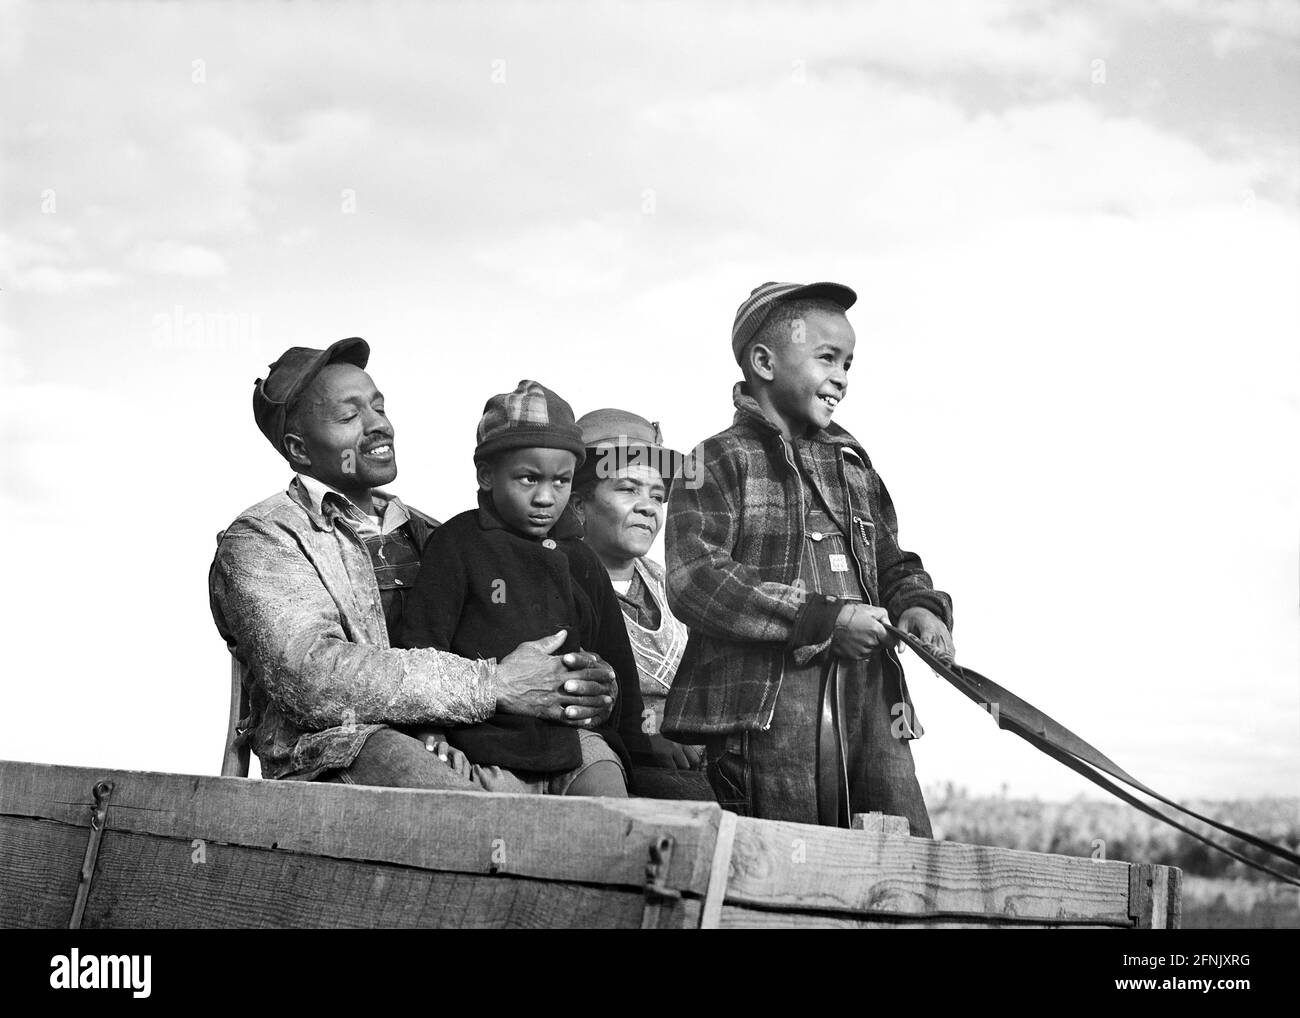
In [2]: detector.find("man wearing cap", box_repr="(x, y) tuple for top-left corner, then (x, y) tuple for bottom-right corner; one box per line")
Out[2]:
(209, 341), (619, 788)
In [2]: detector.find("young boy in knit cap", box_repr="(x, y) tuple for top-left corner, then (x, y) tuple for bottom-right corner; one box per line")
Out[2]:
(396, 380), (649, 797)
(662, 282), (955, 833)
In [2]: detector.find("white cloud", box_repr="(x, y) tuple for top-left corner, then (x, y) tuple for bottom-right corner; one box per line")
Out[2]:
(0, 0), (28, 68)
(0, 317), (27, 384)
(129, 241), (228, 277)
(472, 217), (629, 297)
(720, 0), (1108, 81)
(0, 228), (118, 294)
(14, 264), (120, 294)
(1153, 0), (1300, 54)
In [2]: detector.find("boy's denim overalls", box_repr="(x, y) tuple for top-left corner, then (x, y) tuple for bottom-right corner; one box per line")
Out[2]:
(704, 454), (934, 836)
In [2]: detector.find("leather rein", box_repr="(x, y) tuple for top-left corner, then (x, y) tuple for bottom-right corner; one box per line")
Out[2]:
(882, 622), (1300, 887)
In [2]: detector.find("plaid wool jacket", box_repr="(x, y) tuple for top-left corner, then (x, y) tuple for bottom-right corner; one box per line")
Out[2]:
(662, 383), (953, 739)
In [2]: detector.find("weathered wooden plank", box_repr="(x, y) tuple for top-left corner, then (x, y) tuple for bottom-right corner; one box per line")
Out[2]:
(0, 816), (85, 928)
(700, 810), (737, 929)
(1150, 865), (1170, 929)
(2, 760), (1179, 930)
(724, 816), (1134, 923)
(851, 812), (910, 836)
(1166, 867), (1182, 930)
(76, 829), (701, 929)
(0, 760), (720, 897)
(1129, 862), (1176, 929)
(718, 904), (1117, 929)
(1129, 862), (1154, 928)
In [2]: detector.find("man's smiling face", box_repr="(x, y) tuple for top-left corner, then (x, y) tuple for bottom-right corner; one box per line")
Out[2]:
(283, 362), (397, 499)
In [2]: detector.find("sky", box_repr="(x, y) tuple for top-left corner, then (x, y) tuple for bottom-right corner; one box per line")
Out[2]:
(1, 0), (1297, 803)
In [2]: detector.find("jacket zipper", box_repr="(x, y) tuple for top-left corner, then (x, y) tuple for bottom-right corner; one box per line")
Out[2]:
(842, 451), (917, 737)
(851, 515), (877, 606)
(761, 436), (807, 732)
(839, 450), (874, 606)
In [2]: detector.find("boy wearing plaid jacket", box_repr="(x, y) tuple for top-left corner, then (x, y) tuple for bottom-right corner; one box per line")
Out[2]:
(663, 281), (954, 834)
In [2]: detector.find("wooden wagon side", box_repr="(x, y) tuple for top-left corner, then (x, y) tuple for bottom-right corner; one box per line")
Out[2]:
(0, 760), (1180, 929)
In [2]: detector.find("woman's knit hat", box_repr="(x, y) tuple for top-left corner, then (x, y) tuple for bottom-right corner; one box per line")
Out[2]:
(474, 379), (587, 466)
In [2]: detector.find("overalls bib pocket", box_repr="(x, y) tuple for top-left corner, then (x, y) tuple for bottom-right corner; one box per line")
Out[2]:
(800, 509), (863, 604)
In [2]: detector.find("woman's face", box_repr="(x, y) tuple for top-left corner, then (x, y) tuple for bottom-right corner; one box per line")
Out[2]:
(580, 463), (667, 562)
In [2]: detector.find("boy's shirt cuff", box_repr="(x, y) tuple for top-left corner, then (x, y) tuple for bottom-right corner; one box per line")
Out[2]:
(788, 593), (843, 662)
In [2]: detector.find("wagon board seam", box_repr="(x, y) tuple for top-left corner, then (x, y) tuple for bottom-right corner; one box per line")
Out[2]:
(717, 897), (1135, 927)
(3, 813), (710, 898)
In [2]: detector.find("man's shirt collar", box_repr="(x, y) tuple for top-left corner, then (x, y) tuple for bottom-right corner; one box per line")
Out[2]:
(295, 472), (411, 536)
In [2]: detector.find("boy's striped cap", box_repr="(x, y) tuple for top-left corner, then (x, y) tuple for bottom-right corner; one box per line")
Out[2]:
(475, 379), (587, 466)
(731, 281), (857, 364)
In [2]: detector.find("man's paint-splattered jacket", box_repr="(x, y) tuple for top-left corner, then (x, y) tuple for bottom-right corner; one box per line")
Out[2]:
(209, 477), (497, 780)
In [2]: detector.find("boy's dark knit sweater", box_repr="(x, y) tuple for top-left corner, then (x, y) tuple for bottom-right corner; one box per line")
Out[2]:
(394, 491), (647, 773)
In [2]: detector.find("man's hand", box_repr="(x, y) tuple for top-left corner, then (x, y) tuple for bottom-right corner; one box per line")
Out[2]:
(830, 603), (891, 660)
(898, 606), (955, 665)
(495, 630), (618, 727)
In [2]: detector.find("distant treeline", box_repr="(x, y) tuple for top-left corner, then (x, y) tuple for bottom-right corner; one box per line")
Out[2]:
(926, 784), (1300, 882)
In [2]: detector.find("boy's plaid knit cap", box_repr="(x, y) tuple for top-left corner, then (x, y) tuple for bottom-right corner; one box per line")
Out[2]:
(731, 281), (857, 364)
(475, 379), (587, 466)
